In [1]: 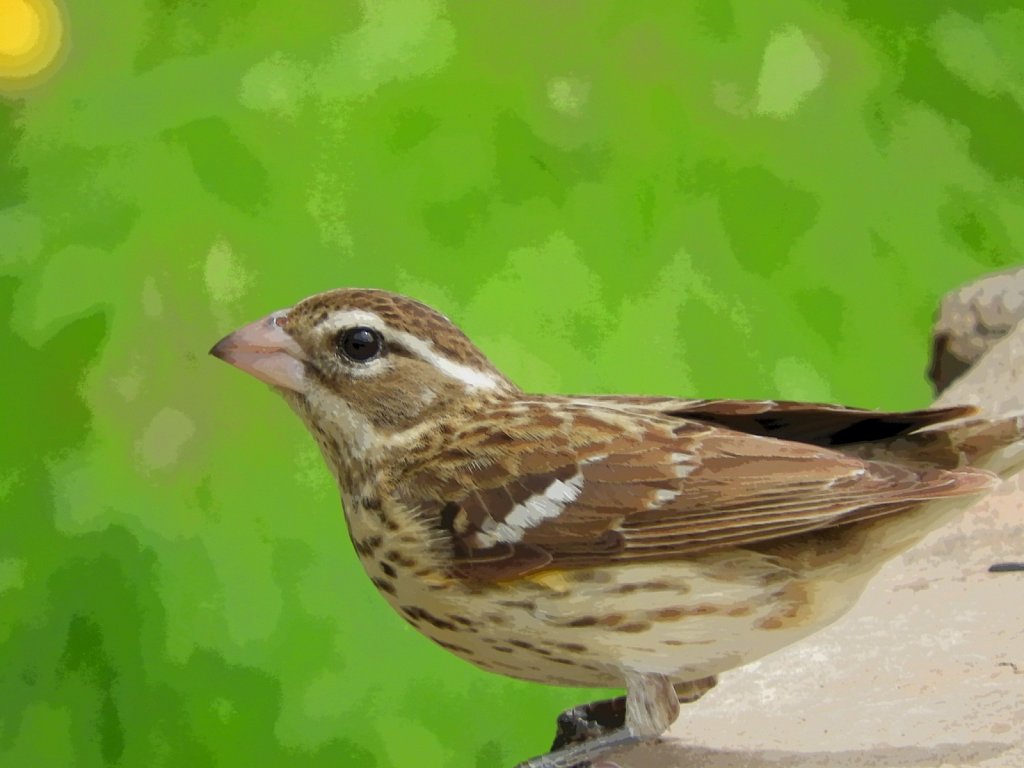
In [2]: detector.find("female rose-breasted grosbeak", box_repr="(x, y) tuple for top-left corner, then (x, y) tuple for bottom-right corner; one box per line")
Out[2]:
(211, 288), (1023, 768)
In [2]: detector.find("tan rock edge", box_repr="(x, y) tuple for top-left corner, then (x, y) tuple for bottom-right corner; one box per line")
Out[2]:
(929, 266), (1024, 394)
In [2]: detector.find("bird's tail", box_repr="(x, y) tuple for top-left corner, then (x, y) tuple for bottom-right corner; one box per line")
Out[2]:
(845, 411), (1024, 480)
(933, 413), (1024, 479)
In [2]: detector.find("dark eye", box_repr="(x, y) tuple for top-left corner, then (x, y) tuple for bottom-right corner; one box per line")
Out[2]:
(337, 327), (383, 362)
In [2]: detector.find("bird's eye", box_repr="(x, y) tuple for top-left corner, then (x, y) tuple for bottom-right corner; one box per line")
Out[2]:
(337, 327), (383, 362)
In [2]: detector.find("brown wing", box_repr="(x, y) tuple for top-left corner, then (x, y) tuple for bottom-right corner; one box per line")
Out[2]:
(582, 395), (978, 447)
(401, 400), (996, 582)
(586, 397), (1024, 471)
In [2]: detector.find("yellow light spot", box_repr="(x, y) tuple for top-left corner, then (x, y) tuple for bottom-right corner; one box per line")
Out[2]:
(0, 0), (65, 89)
(0, 0), (40, 56)
(523, 569), (571, 592)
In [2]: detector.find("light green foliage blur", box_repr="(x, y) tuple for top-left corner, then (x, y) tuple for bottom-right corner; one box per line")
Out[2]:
(2, 2), (1022, 766)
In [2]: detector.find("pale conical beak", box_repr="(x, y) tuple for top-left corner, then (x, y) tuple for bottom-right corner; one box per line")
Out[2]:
(210, 310), (308, 393)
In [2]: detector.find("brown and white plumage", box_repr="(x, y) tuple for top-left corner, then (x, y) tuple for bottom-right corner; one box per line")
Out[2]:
(211, 287), (1024, 768)
(397, 397), (997, 579)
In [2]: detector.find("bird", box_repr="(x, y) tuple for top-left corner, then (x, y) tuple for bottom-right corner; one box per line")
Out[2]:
(210, 287), (1024, 768)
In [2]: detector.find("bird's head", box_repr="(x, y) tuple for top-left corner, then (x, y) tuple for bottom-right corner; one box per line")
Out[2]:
(211, 288), (516, 473)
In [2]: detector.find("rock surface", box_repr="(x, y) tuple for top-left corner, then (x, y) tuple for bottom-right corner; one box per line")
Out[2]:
(614, 303), (1024, 767)
(929, 267), (1024, 394)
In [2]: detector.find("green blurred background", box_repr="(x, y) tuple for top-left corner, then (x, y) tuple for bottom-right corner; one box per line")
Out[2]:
(2, 1), (1022, 766)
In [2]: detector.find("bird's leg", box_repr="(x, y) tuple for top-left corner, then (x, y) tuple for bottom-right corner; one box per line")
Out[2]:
(518, 672), (679, 768)
(549, 675), (717, 751)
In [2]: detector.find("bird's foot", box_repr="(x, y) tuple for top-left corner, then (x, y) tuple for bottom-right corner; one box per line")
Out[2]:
(551, 696), (627, 751)
(548, 676), (716, 751)
(521, 674), (717, 767)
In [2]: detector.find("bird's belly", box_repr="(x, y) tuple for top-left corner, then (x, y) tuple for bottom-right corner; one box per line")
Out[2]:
(381, 554), (872, 688)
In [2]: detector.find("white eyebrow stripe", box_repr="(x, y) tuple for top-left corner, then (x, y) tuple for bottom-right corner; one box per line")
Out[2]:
(317, 309), (501, 391)
(389, 328), (500, 390)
